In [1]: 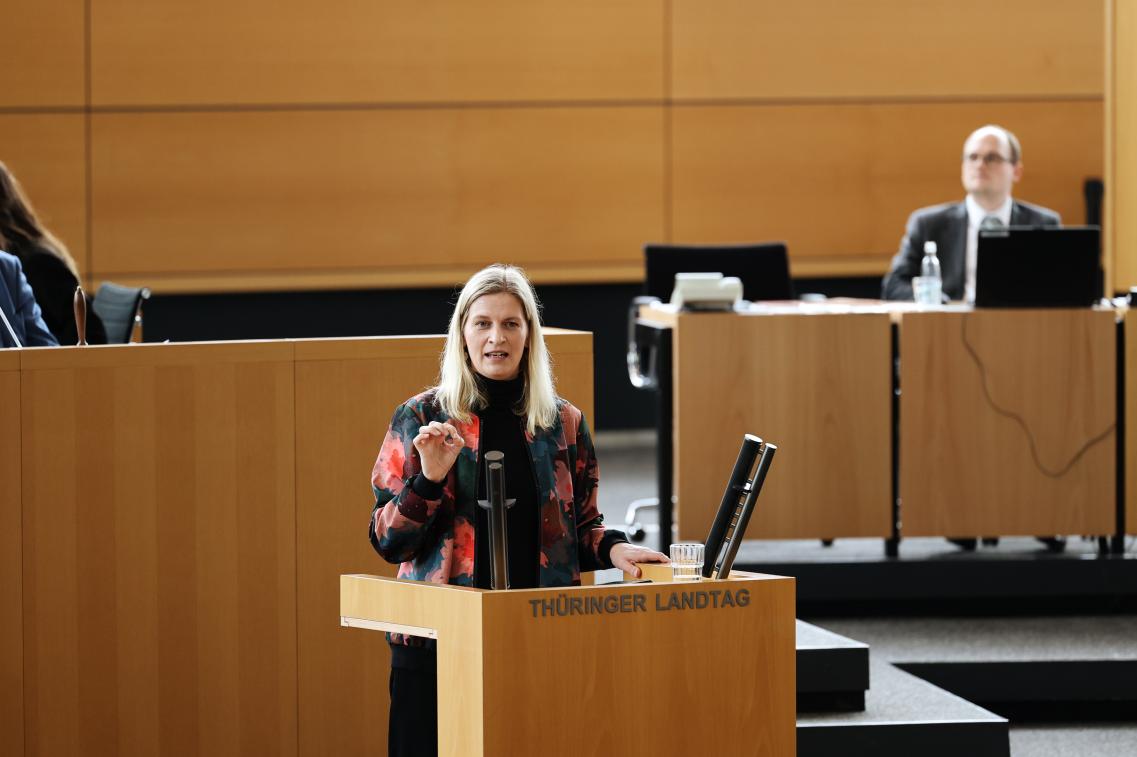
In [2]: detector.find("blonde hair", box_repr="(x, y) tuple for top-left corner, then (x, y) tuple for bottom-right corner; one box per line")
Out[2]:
(437, 264), (558, 434)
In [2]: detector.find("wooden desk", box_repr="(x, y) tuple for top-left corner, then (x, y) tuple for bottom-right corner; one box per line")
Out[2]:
(644, 302), (1122, 545)
(0, 351), (20, 756)
(1124, 311), (1137, 536)
(899, 309), (1116, 537)
(641, 303), (894, 541)
(5, 331), (592, 757)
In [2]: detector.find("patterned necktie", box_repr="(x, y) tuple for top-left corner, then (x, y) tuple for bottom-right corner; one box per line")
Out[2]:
(980, 215), (1005, 230)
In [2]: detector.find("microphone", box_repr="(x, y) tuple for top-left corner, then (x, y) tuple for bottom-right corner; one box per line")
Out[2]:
(702, 434), (777, 579)
(477, 450), (516, 590)
(715, 440), (776, 579)
(702, 435), (762, 578)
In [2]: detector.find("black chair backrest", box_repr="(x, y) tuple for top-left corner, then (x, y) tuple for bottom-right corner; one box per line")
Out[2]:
(1084, 178), (1103, 227)
(92, 282), (150, 343)
(644, 242), (794, 302)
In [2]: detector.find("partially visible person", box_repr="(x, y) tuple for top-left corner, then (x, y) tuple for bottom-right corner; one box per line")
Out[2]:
(0, 161), (105, 344)
(882, 125), (1061, 303)
(0, 250), (58, 347)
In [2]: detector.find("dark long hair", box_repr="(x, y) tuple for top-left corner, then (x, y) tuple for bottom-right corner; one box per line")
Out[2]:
(0, 160), (79, 276)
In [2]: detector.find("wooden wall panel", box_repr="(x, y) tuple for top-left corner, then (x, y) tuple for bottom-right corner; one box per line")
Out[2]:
(0, 114), (88, 275)
(294, 332), (592, 755)
(3, 0), (1108, 290)
(20, 343), (297, 757)
(671, 100), (1103, 275)
(0, 353), (21, 757)
(89, 107), (663, 291)
(672, 0), (1103, 100)
(1108, 0), (1137, 291)
(0, 0), (85, 107)
(90, 0), (663, 106)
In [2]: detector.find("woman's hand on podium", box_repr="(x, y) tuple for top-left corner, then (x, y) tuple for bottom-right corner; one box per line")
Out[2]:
(414, 421), (464, 483)
(610, 543), (669, 578)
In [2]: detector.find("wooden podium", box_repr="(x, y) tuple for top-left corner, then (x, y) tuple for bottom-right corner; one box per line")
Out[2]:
(341, 569), (796, 757)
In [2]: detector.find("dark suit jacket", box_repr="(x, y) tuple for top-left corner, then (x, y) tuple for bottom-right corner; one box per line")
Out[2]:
(881, 199), (1062, 301)
(0, 250), (58, 348)
(8, 240), (106, 345)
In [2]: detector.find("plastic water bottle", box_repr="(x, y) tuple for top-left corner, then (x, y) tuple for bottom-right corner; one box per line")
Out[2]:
(916, 240), (942, 305)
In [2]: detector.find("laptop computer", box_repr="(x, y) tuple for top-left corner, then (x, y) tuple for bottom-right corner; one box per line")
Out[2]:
(975, 226), (1101, 308)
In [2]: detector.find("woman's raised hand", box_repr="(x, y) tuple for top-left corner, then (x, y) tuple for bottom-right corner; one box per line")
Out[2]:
(413, 421), (465, 483)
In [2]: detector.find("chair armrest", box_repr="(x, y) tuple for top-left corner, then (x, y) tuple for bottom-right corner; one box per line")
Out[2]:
(627, 295), (661, 389)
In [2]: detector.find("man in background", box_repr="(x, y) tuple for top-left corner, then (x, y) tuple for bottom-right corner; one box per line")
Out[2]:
(882, 124), (1060, 302)
(882, 127), (1068, 552)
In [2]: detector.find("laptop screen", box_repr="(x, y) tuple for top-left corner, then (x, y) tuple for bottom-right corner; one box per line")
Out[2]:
(975, 226), (1101, 308)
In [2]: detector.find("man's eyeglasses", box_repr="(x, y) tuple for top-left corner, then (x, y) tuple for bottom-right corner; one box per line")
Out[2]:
(964, 152), (1014, 166)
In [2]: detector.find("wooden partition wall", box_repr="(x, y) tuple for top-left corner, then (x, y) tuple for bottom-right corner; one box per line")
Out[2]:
(19, 342), (299, 756)
(5, 331), (593, 757)
(1107, 0), (1137, 292)
(0, 0), (1105, 292)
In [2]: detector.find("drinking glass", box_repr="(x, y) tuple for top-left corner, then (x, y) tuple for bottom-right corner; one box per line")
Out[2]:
(670, 542), (704, 581)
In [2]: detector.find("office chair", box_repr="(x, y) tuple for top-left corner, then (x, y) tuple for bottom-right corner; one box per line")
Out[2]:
(1084, 178), (1103, 227)
(625, 242), (793, 543)
(642, 242), (794, 303)
(92, 282), (151, 343)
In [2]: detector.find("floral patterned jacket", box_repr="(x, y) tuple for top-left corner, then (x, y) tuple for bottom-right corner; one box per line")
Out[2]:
(369, 388), (614, 640)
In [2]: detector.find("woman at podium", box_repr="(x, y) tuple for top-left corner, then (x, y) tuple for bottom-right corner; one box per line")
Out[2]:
(369, 263), (667, 757)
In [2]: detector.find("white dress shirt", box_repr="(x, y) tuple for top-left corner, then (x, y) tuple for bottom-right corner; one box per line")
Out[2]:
(964, 194), (1013, 304)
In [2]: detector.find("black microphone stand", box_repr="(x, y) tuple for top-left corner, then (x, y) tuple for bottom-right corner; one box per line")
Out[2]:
(478, 450), (516, 590)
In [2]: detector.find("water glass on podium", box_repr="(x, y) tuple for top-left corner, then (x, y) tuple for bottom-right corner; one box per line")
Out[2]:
(670, 542), (704, 581)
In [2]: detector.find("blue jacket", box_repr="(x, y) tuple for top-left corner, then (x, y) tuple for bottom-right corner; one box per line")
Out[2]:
(0, 250), (58, 348)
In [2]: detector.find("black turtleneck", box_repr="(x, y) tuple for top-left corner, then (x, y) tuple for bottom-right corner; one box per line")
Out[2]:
(473, 375), (539, 589)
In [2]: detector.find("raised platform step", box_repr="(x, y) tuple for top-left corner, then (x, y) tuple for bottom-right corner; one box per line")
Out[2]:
(796, 620), (869, 712)
(737, 537), (1137, 615)
(797, 657), (1009, 757)
(815, 615), (1137, 721)
(900, 660), (1137, 720)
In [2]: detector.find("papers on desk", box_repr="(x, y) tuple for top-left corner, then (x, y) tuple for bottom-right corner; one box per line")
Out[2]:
(648, 298), (977, 317)
(738, 298), (970, 315)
